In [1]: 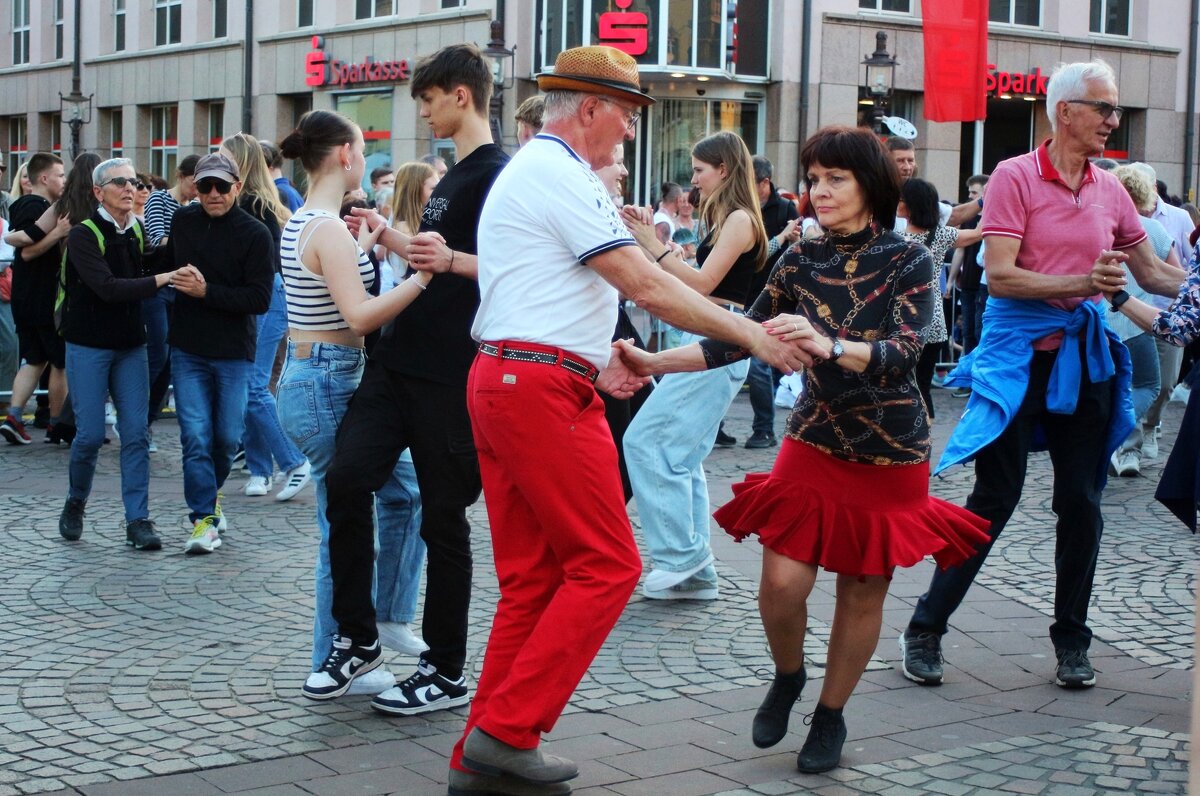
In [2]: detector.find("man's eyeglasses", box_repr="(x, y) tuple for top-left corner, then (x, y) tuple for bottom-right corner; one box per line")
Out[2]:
(599, 97), (641, 130)
(99, 176), (140, 189)
(1066, 99), (1124, 122)
(196, 179), (234, 195)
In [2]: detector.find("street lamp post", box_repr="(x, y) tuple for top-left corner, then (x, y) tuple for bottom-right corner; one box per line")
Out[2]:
(861, 31), (897, 135)
(58, 0), (91, 162)
(482, 18), (515, 147)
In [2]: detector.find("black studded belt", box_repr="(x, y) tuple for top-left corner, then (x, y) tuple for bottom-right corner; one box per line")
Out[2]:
(478, 342), (599, 383)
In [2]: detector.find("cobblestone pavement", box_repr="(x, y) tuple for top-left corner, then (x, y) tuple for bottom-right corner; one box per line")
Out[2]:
(0, 388), (1194, 796)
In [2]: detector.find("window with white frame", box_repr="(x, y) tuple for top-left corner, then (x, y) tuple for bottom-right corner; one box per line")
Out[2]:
(109, 109), (124, 158)
(47, 113), (62, 157)
(8, 117), (27, 178)
(989, 0), (1039, 26)
(858, 0), (911, 11)
(208, 102), (224, 152)
(298, 0), (314, 27)
(150, 105), (178, 179)
(54, 0), (65, 60)
(214, 0), (227, 38)
(12, 0), (30, 66)
(115, 0), (127, 51)
(155, 0), (182, 46)
(1090, 0), (1129, 35)
(355, 0), (393, 19)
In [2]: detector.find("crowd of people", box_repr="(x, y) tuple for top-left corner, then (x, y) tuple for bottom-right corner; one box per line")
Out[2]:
(1, 42), (1199, 796)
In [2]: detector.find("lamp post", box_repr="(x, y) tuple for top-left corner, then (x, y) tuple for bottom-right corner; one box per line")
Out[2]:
(58, 0), (91, 161)
(482, 18), (515, 147)
(861, 31), (897, 134)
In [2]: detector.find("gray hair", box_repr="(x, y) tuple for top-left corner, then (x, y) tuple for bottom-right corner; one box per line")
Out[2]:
(1045, 60), (1117, 133)
(752, 155), (773, 183)
(542, 90), (591, 124)
(1127, 161), (1157, 183)
(92, 157), (134, 185)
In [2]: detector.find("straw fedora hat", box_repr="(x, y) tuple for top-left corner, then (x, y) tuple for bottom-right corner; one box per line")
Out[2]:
(537, 45), (655, 107)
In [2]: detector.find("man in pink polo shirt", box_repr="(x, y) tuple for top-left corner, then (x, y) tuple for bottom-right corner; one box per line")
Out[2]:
(900, 60), (1185, 692)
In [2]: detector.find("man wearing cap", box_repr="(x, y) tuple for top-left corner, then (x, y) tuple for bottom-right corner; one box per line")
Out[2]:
(165, 152), (273, 554)
(446, 45), (812, 795)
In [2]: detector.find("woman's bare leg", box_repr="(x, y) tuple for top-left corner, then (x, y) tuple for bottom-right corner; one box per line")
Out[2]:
(818, 573), (890, 709)
(758, 549), (818, 672)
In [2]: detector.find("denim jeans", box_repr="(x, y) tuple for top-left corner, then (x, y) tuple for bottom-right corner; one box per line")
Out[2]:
(1115, 332), (1161, 456)
(244, 277), (305, 478)
(277, 342), (425, 669)
(66, 342), (150, 522)
(142, 290), (170, 423)
(0, 300), (17, 403)
(624, 331), (750, 575)
(171, 349), (251, 522)
(1144, 337), (1183, 431)
(746, 357), (775, 436)
(959, 287), (980, 354)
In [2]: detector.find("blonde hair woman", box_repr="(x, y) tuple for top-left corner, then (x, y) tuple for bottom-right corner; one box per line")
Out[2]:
(619, 130), (767, 600)
(381, 161), (438, 291)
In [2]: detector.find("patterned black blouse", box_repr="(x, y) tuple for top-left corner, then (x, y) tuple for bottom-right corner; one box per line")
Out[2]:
(700, 223), (935, 465)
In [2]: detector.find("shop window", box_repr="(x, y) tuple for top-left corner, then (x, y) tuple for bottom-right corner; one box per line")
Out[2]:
(114, 0), (126, 51)
(645, 98), (761, 202)
(355, 0), (393, 19)
(214, 0), (228, 38)
(539, 0), (585, 70)
(855, 89), (915, 132)
(46, 113), (62, 156)
(12, 0), (30, 66)
(151, 105), (179, 179)
(334, 92), (393, 191)
(442, 0), (465, 6)
(1102, 110), (1131, 160)
(989, 0), (1039, 26)
(54, 0), (65, 60)
(208, 102), (225, 152)
(858, 0), (911, 11)
(1090, 0), (1129, 36)
(298, 0), (314, 27)
(8, 117), (26, 177)
(155, 0), (182, 46)
(108, 108), (123, 158)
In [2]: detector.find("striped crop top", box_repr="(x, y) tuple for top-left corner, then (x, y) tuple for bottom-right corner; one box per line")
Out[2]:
(281, 209), (376, 330)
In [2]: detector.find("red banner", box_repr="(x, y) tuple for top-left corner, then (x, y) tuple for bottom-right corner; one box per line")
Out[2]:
(922, 0), (988, 122)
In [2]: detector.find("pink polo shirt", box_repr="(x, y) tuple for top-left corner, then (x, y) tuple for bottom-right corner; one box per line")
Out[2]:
(982, 140), (1147, 349)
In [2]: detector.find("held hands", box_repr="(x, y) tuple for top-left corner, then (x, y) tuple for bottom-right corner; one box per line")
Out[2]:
(154, 268), (180, 289)
(1089, 250), (1129, 295)
(761, 314), (831, 366)
(51, 215), (71, 241)
(170, 264), (207, 298)
(344, 207), (387, 238)
(619, 205), (661, 251)
(778, 218), (802, 246)
(357, 215), (385, 252)
(407, 232), (452, 273)
(598, 340), (653, 398)
(613, 338), (659, 377)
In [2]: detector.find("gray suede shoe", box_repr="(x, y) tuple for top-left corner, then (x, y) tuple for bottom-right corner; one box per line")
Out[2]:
(462, 728), (578, 784)
(448, 767), (572, 795)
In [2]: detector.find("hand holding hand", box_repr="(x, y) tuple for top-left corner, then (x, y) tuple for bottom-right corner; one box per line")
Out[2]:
(171, 264), (207, 298)
(749, 321), (816, 373)
(1089, 250), (1129, 295)
(597, 341), (652, 398)
(779, 218), (802, 245)
(357, 216), (385, 251)
(407, 233), (453, 273)
(345, 207), (386, 238)
(620, 205), (660, 250)
(613, 338), (658, 377)
(51, 215), (71, 240)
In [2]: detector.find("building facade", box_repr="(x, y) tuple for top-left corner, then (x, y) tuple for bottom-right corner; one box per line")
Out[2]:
(0, 0), (1195, 206)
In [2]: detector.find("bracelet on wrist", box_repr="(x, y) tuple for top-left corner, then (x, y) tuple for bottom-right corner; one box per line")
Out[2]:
(409, 274), (427, 291)
(655, 249), (671, 263)
(448, 249), (456, 273)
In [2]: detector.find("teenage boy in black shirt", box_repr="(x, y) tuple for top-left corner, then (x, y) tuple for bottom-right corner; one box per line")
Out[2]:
(307, 45), (510, 715)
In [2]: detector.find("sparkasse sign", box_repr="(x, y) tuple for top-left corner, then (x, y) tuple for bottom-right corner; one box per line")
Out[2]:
(305, 36), (411, 88)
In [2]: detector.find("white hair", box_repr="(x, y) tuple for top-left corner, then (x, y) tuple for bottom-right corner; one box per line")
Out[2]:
(1127, 161), (1157, 183)
(1045, 60), (1117, 133)
(542, 90), (592, 124)
(93, 157), (134, 185)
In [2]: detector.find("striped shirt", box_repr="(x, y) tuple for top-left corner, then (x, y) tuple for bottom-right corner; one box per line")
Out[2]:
(281, 209), (375, 330)
(143, 189), (183, 247)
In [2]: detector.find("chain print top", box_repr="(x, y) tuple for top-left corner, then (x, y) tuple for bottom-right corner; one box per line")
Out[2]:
(699, 222), (935, 465)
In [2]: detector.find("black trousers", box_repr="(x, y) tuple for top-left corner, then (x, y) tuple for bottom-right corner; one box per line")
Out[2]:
(909, 350), (1112, 652)
(326, 360), (482, 679)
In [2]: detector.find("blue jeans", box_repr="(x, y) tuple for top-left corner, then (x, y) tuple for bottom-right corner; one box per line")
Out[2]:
(0, 300), (17, 403)
(624, 331), (749, 574)
(244, 277), (304, 478)
(746, 357), (775, 435)
(66, 342), (150, 522)
(143, 290), (172, 424)
(1115, 332), (1161, 456)
(276, 341), (424, 669)
(172, 349), (250, 522)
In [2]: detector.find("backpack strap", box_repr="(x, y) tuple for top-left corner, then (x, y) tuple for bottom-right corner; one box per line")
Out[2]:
(55, 219), (106, 334)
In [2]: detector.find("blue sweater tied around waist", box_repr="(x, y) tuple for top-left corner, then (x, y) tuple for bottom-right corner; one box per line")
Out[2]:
(936, 296), (1134, 489)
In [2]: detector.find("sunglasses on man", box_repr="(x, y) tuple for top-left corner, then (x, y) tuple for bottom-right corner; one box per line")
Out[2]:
(98, 176), (148, 190)
(196, 178), (234, 195)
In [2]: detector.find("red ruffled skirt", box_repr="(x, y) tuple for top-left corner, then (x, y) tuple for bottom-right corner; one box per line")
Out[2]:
(714, 439), (990, 578)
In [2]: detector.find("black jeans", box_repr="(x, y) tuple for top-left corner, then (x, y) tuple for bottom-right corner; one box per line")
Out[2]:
(326, 360), (482, 679)
(916, 342), (941, 419)
(909, 350), (1112, 652)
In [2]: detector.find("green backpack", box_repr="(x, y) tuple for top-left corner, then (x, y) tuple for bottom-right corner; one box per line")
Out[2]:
(55, 217), (145, 335)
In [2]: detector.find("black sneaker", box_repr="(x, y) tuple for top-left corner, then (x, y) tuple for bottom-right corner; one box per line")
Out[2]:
(59, 498), (86, 541)
(796, 704), (847, 774)
(125, 519), (162, 551)
(371, 658), (470, 715)
(715, 427), (737, 447)
(45, 422), (76, 445)
(752, 667), (806, 748)
(744, 431), (778, 449)
(301, 636), (383, 700)
(1055, 648), (1096, 689)
(899, 630), (943, 685)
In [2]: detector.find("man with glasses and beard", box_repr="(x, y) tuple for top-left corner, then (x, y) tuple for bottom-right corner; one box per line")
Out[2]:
(164, 152), (273, 555)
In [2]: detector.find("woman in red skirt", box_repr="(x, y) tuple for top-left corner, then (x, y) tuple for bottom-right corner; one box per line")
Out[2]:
(617, 125), (989, 774)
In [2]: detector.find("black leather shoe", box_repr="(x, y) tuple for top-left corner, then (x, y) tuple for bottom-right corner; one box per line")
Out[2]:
(59, 498), (86, 541)
(752, 668), (805, 748)
(796, 704), (847, 774)
(714, 428), (737, 447)
(744, 431), (777, 449)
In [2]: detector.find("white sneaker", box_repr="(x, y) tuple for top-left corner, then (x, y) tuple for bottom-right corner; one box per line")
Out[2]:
(1143, 426), (1159, 459)
(1170, 383), (1191, 404)
(275, 460), (312, 502)
(347, 667), (396, 696)
(244, 475), (272, 496)
(104, 402), (117, 425)
(185, 517), (222, 554)
(1115, 452), (1141, 477)
(214, 493), (228, 532)
(146, 429), (157, 453)
(377, 621), (430, 656)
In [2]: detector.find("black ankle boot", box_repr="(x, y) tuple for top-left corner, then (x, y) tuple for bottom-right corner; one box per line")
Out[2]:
(752, 667), (806, 748)
(796, 703), (847, 773)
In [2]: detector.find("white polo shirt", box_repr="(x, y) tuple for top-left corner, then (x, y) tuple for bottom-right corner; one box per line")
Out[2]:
(473, 134), (637, 370)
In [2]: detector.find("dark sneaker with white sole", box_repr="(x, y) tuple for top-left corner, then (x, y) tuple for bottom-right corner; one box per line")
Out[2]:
(59, 498), (86, 541)
(899, 630), (944, 685)
(1055, 648), (1096, 689)
(125, 519), (162, 551)
(301, 636), (382, 700)
(371, 657), (470, 715)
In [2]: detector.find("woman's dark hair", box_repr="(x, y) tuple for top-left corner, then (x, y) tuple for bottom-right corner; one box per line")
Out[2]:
(57, 152), (102, 225)
(259, 141), (283, 170)
(899, 177), (941, 231)
(339, 197), (371, 220)
(279, 110), (359, 174)
(178, 154), (201, 178)
(688, 186), (701, 208)
(800, 125), (900, 229)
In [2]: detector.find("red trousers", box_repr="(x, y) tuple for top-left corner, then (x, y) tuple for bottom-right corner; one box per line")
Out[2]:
(450, 345), (642, 769)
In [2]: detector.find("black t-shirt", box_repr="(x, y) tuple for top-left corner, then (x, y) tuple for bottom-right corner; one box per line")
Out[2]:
(9, 194), (56, 324)
(371, 143), (509, 385)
